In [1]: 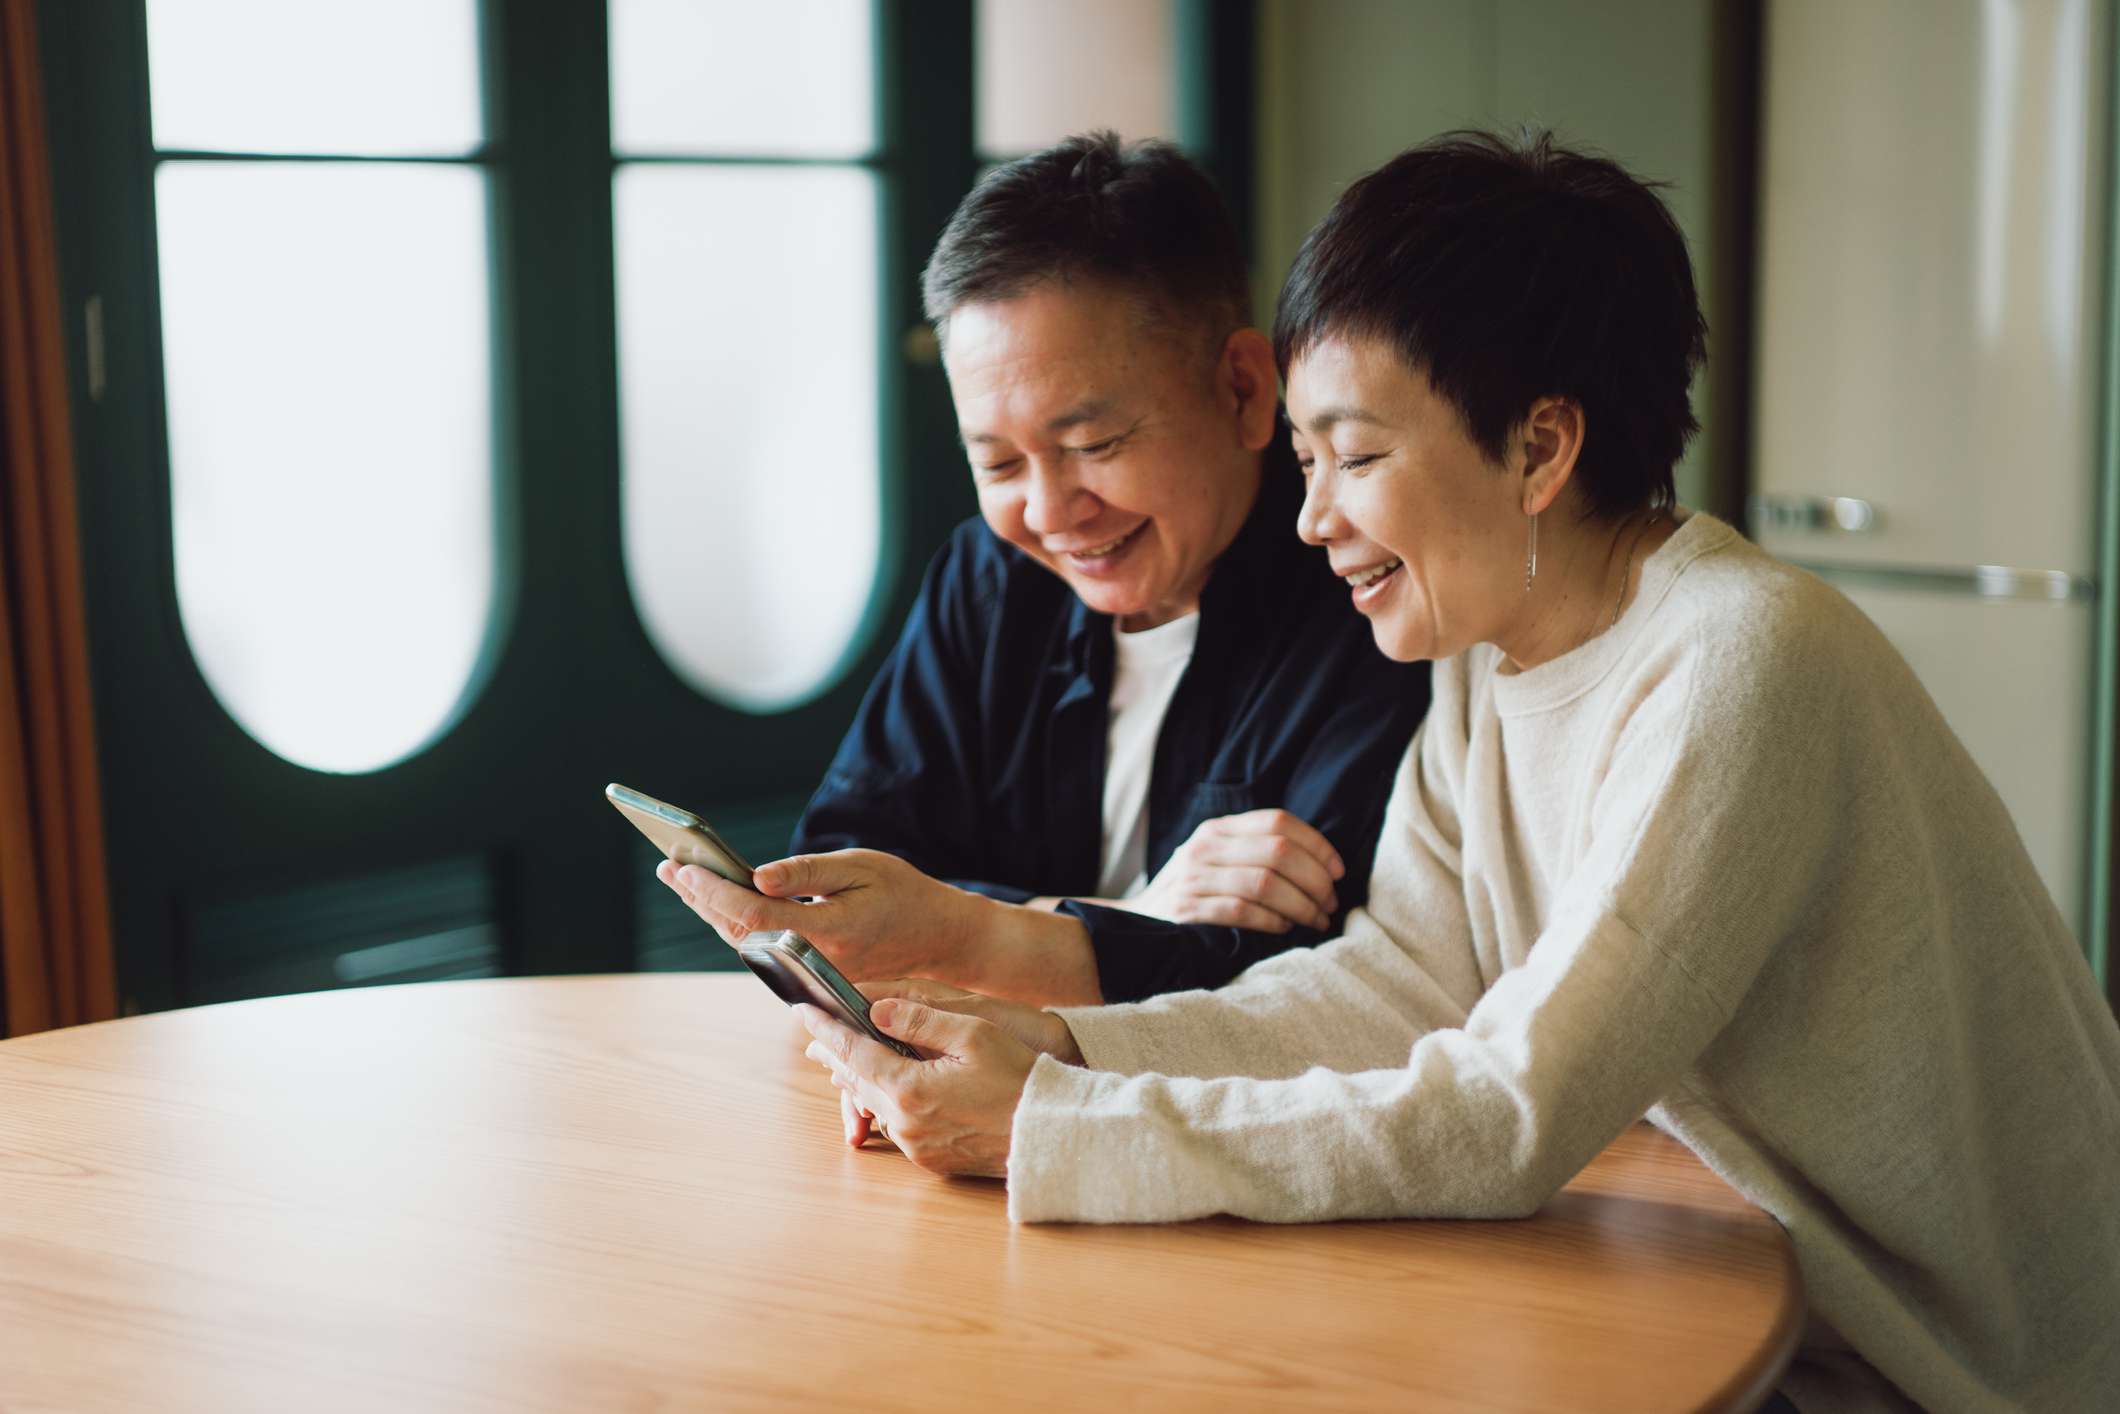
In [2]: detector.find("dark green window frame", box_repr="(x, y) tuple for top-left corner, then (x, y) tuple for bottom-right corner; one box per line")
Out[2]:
(35, 2), (980, 1010)
(34, 1), (1254, 1013)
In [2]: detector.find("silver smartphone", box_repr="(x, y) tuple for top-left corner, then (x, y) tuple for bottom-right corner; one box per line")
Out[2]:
(606, 783), (920, 1060)
(606, 782), (755, 887)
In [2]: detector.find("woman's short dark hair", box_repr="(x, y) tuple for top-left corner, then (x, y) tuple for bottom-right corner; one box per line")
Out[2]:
(1273, 130), (1707, 517)
(922, 131), (1248, 348)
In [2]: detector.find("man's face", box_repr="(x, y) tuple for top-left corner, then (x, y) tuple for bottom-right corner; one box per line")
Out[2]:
(943, 282), (1264, 631)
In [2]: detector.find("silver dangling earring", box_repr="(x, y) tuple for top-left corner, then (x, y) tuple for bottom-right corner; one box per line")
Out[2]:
(1525, 510), (1539, 593)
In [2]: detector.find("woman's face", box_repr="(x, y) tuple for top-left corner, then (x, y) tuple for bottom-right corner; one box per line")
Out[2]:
(1287, 335), (1527, 663)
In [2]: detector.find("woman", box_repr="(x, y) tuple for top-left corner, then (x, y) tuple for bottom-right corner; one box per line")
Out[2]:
(665, 132), (2120, 1411)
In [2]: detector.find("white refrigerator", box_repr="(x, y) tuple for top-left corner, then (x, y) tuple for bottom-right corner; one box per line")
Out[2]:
(1752, 0), (2112, 944)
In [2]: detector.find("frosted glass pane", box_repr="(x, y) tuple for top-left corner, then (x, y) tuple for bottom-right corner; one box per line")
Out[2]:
(977, 0), (1175, 157)
(609, 0), (874, 157)
(146, 0), (481, 155)
(156, 164), (495, 774)
(614, 166), (880, 711)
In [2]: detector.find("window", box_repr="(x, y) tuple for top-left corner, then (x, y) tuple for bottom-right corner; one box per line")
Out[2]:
(145, 0), (497, 774)
(43, 1), (1226, 1008)
(609, 0), (884, 713)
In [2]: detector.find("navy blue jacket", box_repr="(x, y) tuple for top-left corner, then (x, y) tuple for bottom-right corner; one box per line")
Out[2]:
(791, 452), (1431, 1002)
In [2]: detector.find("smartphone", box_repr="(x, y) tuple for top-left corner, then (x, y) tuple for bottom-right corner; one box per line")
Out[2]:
(606, 782), (755, 888)
(606, 783), (920, 1060)
(738, 930), (922, 1060)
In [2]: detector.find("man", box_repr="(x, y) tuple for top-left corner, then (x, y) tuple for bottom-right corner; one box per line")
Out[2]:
(664, 132), (1429, 1006)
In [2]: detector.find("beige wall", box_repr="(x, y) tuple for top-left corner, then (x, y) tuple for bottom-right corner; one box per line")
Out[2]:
(1253, 0), (1734, 512)
(977, 0), (1176, 156)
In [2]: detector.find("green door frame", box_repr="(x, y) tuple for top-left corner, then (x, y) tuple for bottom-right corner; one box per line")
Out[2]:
(2091, 0), (2120, 1005)
(33, 1), (982, 1011)
(1176, 0), (1257, 266)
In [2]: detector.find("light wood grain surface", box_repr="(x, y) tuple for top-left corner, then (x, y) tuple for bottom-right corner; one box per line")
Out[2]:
(0, 974), (1803, 1412)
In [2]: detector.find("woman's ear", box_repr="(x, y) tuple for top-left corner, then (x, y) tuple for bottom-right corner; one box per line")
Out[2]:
(1219, 327), (1281, 453)
(1518, 396), (1585, 516)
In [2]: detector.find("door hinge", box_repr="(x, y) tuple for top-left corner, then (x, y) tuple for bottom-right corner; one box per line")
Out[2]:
(85, 294), (106, 402)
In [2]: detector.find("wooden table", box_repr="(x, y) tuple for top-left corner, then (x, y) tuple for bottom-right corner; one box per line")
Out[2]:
(0, 974), (1803, 1412)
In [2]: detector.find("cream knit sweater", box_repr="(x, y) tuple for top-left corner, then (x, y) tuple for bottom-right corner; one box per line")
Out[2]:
(1009, 515), (2120, 1413)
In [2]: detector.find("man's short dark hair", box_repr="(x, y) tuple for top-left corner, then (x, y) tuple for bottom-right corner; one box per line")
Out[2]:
(1273, 130), (1707, 517)
(922, 131), (1249, 348)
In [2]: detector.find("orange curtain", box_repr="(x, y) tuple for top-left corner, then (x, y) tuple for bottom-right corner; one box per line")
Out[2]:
(0, 0), (117, 1035)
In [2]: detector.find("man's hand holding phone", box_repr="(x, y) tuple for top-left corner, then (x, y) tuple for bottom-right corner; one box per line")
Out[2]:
(614, 784), (1096, 1177)
(613, 785), (936, 1055)
(658, 848), (986, 985)
(617, 781), (1102, 1007)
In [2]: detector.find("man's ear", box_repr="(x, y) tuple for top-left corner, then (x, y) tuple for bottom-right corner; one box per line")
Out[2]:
(1217, 327), (1281, 453)
(1518, 396), (1585, 516)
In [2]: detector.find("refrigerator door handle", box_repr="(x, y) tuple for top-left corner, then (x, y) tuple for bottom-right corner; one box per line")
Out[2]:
(1750, 494), (1880, 534)
(1787, 560), (2097, 603)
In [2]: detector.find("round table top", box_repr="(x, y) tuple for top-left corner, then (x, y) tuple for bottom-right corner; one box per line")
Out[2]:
(0, 974), (1802, 1412)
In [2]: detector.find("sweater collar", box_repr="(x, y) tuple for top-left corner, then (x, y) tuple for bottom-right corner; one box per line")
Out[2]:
(1488, 511), (1737, 717)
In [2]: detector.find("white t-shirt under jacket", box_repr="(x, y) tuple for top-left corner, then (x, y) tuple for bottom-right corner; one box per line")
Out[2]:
(1009, 514), (2120, 1413)
(1095, 612), (1200, 900)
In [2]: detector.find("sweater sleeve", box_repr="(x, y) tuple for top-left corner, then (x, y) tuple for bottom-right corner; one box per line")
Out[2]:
(1008, 627), (1843, 1224)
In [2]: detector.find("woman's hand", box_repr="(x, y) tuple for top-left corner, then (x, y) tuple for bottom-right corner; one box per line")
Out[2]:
(857, 978), (1082, 1063)
(657, 848), (982, 983)
(1128, 808), (1346, 933)
(797, 996), (1055, 1178)
(832, 980), (1083, 1148)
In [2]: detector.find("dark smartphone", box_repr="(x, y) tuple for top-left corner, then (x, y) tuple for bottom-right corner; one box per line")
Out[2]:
(737, 930), (922, 1060)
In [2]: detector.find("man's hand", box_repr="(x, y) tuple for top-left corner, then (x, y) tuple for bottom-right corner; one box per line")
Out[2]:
(657, 848), (983, 983)
(797, 997), (1045, 1178)
(1127, 808), (1346, 933)
(658, 851), (1105, 1006)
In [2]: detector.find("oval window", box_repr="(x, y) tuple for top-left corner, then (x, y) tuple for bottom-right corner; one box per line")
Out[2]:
(609, 1), (883, 713)
(156, 163), (496, 773)
(612, 165), (881, 712)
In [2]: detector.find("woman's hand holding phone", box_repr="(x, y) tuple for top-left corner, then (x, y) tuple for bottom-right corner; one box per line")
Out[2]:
(829, 979), (1084, 1149)
(795, 982), (1088, 1176)
(854, 978), (1082, 1063)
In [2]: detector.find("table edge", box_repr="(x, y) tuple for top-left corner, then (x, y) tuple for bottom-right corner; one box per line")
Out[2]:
(1698, 1236), (1807, 1412)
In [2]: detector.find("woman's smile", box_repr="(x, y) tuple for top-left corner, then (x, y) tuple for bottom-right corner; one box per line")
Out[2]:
(1341, 556), (1405, 607)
